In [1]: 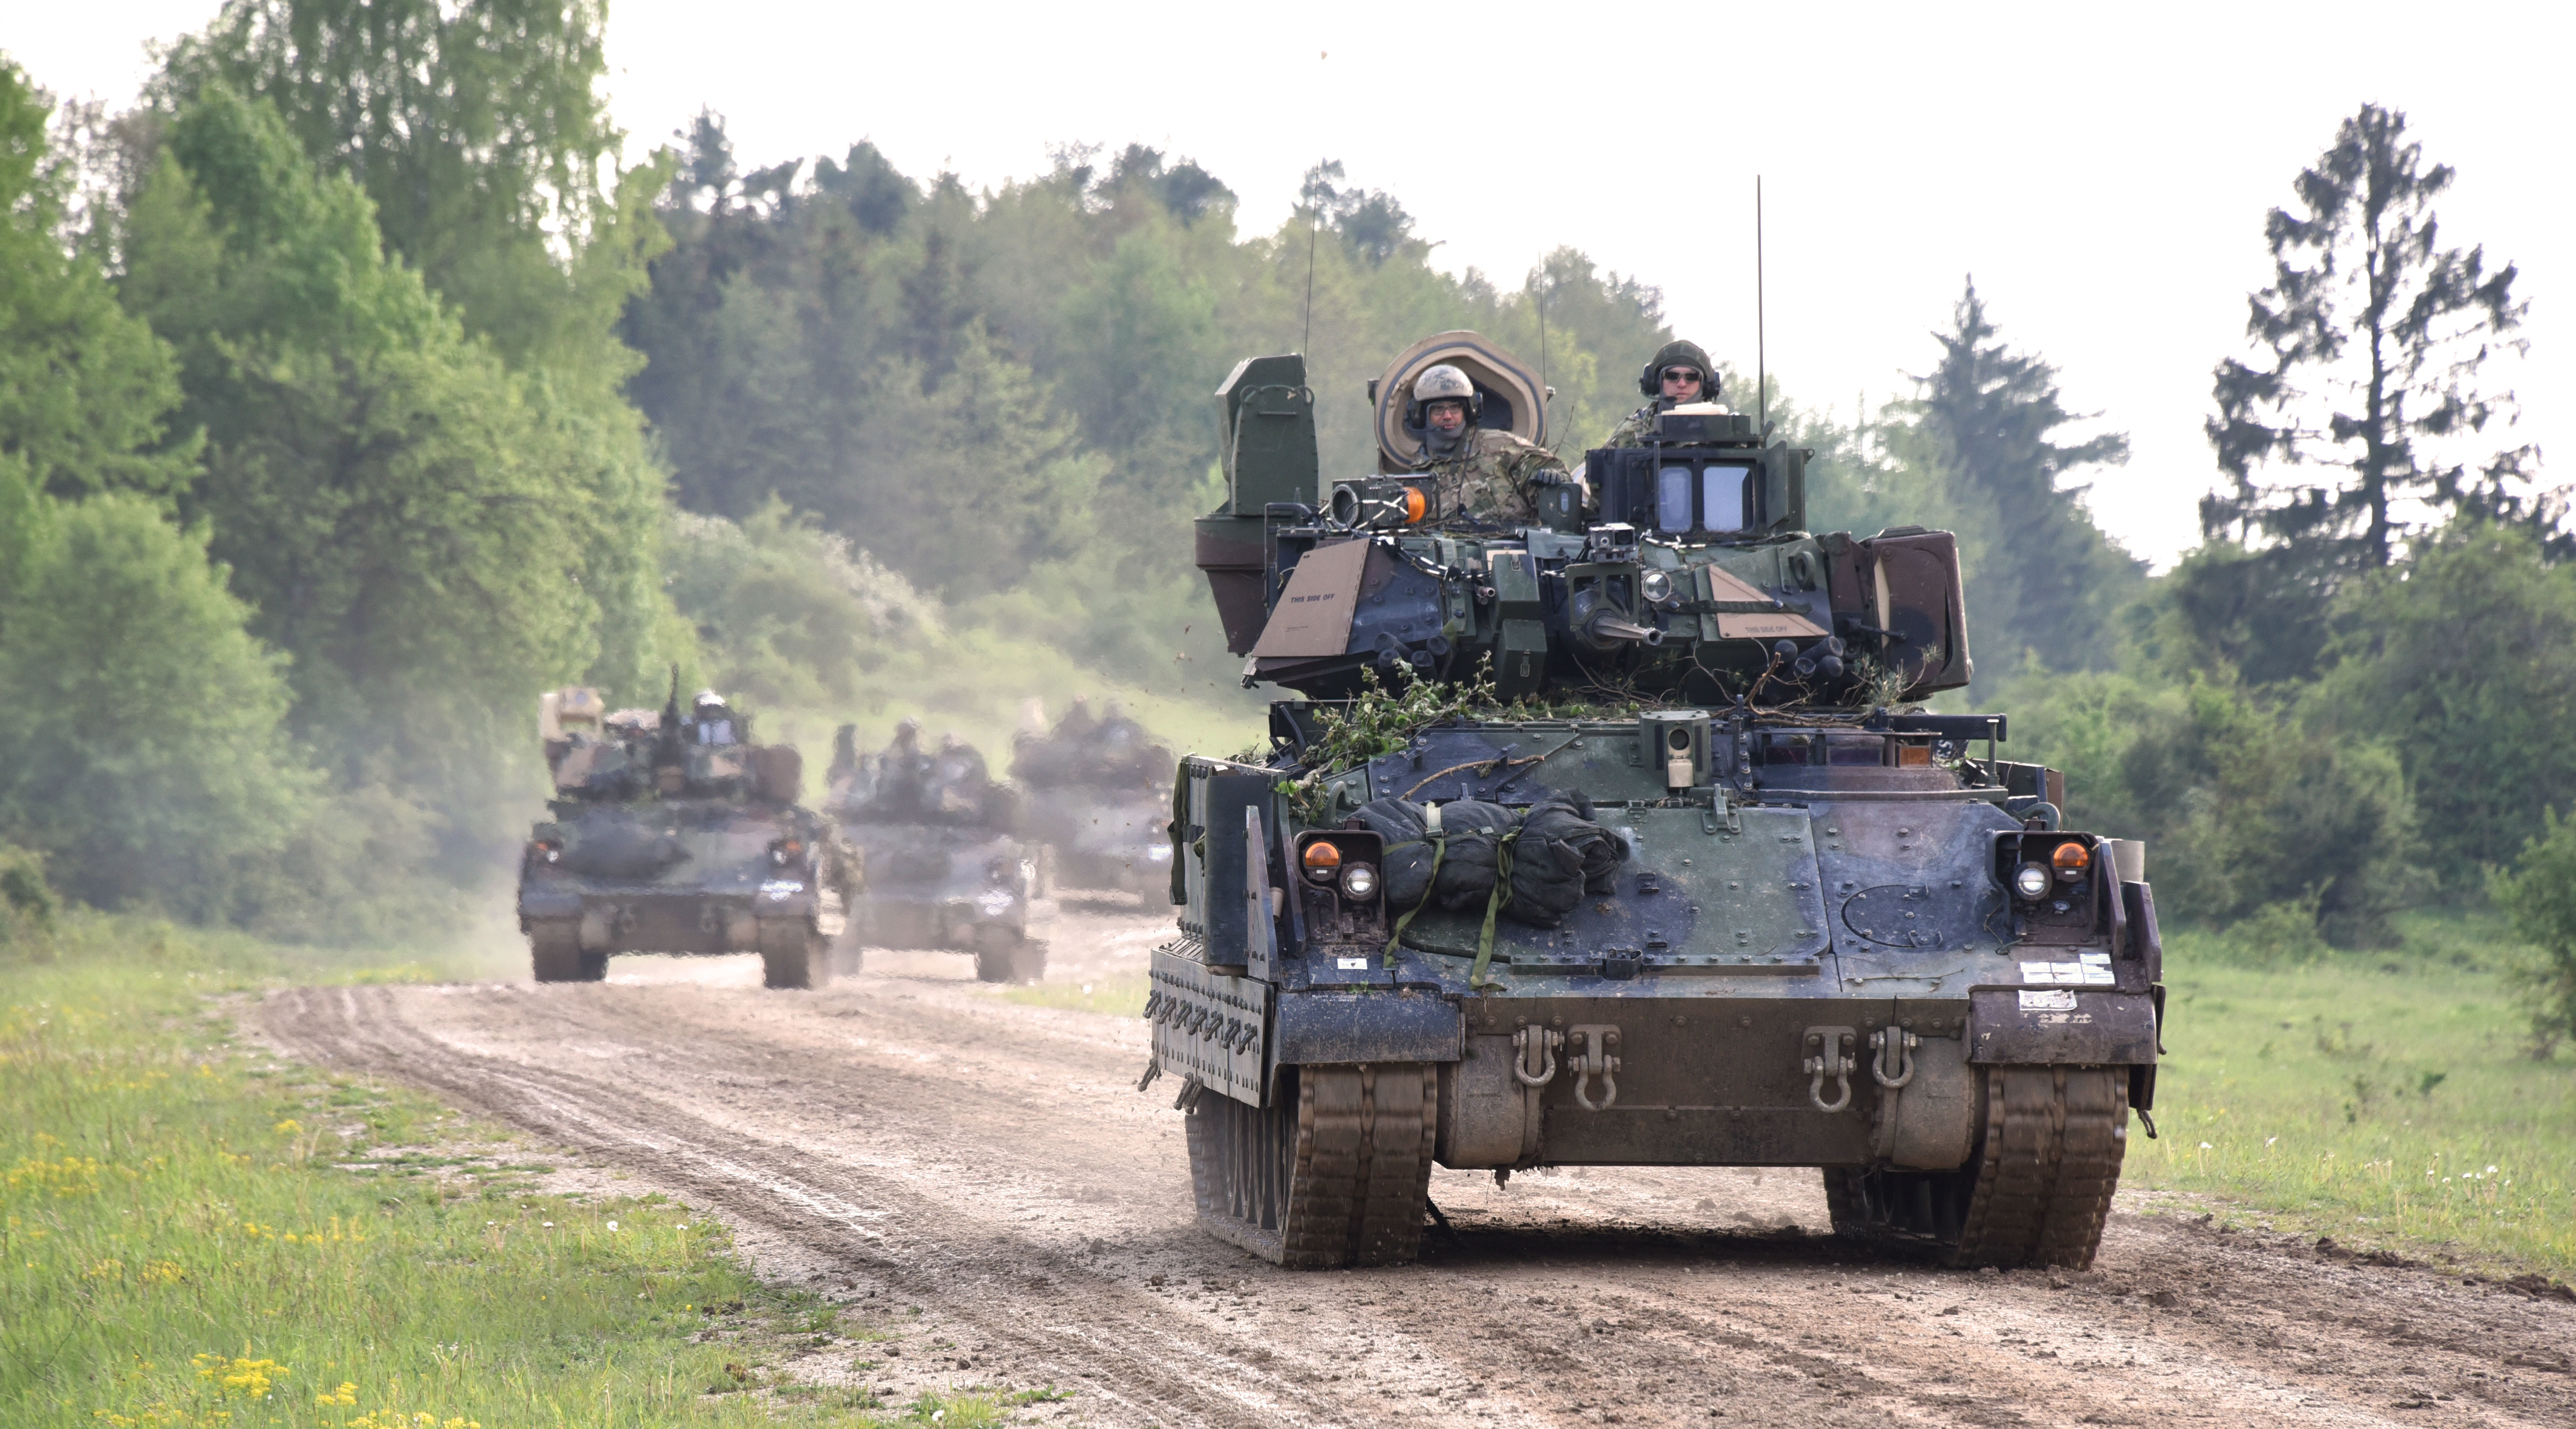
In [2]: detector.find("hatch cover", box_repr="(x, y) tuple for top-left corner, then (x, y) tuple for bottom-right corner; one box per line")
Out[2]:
(1842, 884), (1950, 949)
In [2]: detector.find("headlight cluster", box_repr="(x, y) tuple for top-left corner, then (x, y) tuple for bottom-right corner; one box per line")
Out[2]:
(1300, 836), (1380, 902)
(768, 836), (806, 867)
(2010, 839), (2093, 903)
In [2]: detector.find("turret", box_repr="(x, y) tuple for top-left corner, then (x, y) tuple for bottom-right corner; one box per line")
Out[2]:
(1195, 336), (1974, 706)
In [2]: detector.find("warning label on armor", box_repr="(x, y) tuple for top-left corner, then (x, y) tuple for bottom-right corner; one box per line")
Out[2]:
(2018, 988), (2079, 1011)
(2020, 955), (2115, 986)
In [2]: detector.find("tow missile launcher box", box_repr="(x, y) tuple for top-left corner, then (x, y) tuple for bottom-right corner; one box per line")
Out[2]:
(1151, 338), (2167, 1270)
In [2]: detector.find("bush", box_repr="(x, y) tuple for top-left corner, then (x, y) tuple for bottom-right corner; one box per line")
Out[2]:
(0, 492), (313, 910)
(2008, 667), (2424, 948)
(2489, 809), (2576, 1059)
(0, 843), (55, 954)
(2314, 523), (2576, 891)
(2215, 894), (2330, 966)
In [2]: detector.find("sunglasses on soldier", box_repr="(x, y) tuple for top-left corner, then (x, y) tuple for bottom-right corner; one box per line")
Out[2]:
(1661, 368), (1703, 386)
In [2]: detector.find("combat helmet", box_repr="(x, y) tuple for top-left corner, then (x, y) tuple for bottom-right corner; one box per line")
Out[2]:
(1405, 363), (1482, 426)
(1637, 339), (1716, 397)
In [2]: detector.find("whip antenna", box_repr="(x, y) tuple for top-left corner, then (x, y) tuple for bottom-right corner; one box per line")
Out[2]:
(1302, 207), (1319, 353)
(1536, 274), (1552, 430)
(1756, 175), (1767, 438)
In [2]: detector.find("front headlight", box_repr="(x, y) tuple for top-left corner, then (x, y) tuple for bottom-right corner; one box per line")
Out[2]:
(1639, 568), (1673, 605)
(1340, 863), (1380, 900)
(2012, 863), (2052, 901)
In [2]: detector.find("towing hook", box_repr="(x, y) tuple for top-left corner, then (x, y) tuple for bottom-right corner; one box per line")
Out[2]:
(1511, 1026), (1562, 1087)
(1803, 1026), (1858, 1113)
(1568, 1025), (1621, 1112)
(1869, 1028), (1918, 1088)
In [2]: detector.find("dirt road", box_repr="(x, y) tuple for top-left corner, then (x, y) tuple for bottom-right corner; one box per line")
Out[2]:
(259, 902), (2575, 1428)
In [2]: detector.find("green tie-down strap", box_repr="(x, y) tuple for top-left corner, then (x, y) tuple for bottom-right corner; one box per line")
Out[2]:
(1381, 834), (1446, 968)
(1469, 829), (1521, 990)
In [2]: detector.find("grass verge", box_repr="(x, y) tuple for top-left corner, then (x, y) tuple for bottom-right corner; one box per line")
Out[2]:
(996, 970), (1149, 1018)
(2131, 909), (2576, 1277)
(3, 916), (1066, 1427)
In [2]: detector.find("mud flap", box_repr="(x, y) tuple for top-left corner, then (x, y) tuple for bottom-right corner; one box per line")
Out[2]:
(1273, 991), (1461, 1066)
(1968, 989), (2158, 1065)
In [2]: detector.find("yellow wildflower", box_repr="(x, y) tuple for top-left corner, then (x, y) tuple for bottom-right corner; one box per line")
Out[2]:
(192, 1355), (287, 1399)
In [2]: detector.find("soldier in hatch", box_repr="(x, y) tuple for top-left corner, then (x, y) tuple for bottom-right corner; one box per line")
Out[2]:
(1603, 339), (1723, 447)
(869, 717), (932, 819)
(927, 732), (992, 817)
(1404, 363), (1580, 527)
(687, 690), (739, 746)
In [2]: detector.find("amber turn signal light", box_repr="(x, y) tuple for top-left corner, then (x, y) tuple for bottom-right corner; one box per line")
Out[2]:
(1303, 840), (1343, 881)
(2052, 841), (2090, 873)
(1403, 485), (1427, 524)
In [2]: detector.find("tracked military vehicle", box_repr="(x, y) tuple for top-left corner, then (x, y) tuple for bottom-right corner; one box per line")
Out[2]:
(825, 724), (1053, 983)
(517, 682), (848, 989)
(1012, 701), (1176, 894)
(1148, 336), (2167, 1270)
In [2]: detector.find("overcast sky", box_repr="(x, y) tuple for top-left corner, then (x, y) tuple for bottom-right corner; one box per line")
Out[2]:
(20, 1), (2568, 568)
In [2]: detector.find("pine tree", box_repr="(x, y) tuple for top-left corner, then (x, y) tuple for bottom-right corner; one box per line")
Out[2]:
(1908, 280), (2140, 676)
(2204, 102), (2538, 571)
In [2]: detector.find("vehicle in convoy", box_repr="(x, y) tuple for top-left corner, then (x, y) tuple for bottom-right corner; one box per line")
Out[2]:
(1148, 334), (2167, 1270)
(517, 681), (849, 989)
(824, 724), (1053, 983)
(1011, 700), (1177, 895)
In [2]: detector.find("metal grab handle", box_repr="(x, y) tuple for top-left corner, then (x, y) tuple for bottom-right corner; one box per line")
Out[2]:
(1511, 1026), (1562, 1087)
(1869, 1028), (1918, 1088)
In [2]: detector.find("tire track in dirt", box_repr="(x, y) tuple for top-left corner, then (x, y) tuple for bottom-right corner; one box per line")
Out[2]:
(256, 935), (2576, 1429)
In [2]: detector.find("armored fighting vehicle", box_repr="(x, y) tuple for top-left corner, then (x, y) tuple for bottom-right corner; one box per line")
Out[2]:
(518, 680), (849, 989)
(1012, 700), (1177, 894)
(1148, 335), (2166, 1269)
(825, 723), (1053, 983)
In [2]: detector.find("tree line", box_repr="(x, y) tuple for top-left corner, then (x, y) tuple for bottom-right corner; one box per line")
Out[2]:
(0, 5), (2567, 1050)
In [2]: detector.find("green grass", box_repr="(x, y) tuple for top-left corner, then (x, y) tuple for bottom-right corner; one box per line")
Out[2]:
(1, 917), (1070, 1428)
(995, 970), (1149, 1018)
(2132, 908), (2576, 1276)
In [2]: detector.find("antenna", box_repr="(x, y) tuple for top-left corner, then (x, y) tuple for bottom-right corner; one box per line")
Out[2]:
(1302, 210), (1319, 354)
(1535, 272), (1552, 432)
(1756, 175), (1767, 440)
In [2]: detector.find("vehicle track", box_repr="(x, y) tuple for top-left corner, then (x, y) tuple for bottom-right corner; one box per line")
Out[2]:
(258, 921), (2576, 1429)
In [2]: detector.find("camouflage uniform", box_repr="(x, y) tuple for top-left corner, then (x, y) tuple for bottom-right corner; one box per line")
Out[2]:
(1604, 339), (1722, 447)
(1413, 428), (1573, 527)
(1603, 402), (1667, 449)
